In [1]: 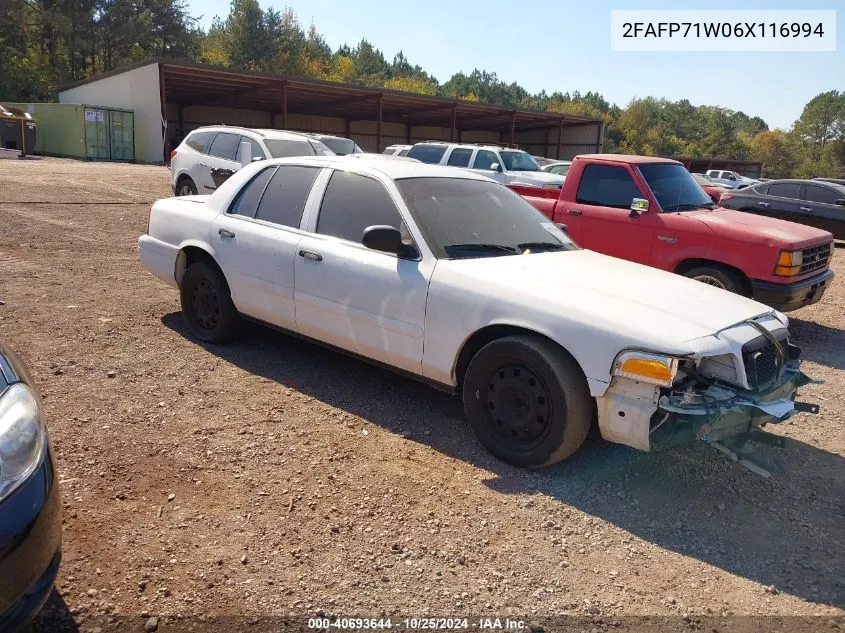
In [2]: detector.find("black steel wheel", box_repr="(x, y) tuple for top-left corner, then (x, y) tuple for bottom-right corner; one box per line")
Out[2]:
(462, 335), (592, 468)
(179, 261), (239, 343)
(484, 364), (552, 447)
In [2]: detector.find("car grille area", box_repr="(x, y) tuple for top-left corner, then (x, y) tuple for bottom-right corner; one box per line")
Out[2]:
(742, 329), (788, 390)
(800, 242), (833, 275)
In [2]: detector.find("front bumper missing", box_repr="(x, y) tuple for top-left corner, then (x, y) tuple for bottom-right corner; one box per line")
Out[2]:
(649, 367), (816, 451)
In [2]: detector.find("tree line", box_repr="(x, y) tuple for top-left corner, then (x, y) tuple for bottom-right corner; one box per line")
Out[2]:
(2, 0), (843, 177)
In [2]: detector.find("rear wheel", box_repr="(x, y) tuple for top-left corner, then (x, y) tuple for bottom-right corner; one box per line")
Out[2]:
(683, 265), (743, 294)
(462, 335), (592, 468)
(179, 261), (239, 343)
(176, 177), (197, 196)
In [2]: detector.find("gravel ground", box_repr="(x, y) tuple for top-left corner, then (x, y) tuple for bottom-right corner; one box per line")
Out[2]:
(1, 158), (843, 631)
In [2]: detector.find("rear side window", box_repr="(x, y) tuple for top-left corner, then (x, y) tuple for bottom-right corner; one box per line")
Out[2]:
(398, 149), (409, 157)
(473, 150), (498, 170)
(255, 166), (321, 228)
(208, 133), (241, 160)
(228, 167), (276, 218)
(447, 148), (472, 167)
(768, 182), (802, 199)
(317, 171), (403, 243)
(576, 165), (642, 209)
(185, 131), (217, 154)
(804, 184), (842, 205)
(407, 144), (448, 164)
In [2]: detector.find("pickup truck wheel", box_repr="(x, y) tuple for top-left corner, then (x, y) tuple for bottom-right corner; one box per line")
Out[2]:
(462, 335), (592, 469)
(176, 177), (197, 196)
(683, 266), (742, 294)
(179, 261), (239, 343)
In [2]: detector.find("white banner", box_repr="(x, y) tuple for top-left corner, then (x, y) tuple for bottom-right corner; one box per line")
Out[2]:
(610, 10), (836, 52)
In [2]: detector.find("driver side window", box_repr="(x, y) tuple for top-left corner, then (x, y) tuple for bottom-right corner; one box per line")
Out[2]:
(575, 165), (641, 209)
(316, 171), (404, 244)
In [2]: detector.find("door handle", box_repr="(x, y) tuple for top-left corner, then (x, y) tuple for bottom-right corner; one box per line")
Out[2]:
(199, 161), (208, 167)
(567, 209), (582, 216)
(218, 228), (235, 239)
(298, 250), (322, 262)
(758, 202), (770, 208)
(800, 207), (813, 212)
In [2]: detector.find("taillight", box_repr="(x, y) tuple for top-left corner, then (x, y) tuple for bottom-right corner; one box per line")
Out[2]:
(719, 192), (734, 204)
(170, 149), (177, 159)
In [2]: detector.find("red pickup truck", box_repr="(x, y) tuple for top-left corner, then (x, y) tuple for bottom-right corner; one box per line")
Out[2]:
(514, 154), (835, 312)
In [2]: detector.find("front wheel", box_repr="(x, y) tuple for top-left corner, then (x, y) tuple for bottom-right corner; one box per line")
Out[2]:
(462, 335), (592, 468)
(179, 261), (239, 343)
(683, 265), (744, 294)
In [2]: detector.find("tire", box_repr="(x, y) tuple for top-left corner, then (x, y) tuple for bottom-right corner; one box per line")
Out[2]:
(179, 261), (239, 343)
(683, 265), (744, 294)
(462, 335), (592, 469)
(176, 177), (198, 196)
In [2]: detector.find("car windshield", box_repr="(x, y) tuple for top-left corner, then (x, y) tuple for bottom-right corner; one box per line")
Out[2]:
(500, 151), (541, 172)
(319, 137), (360, 155)
(395, 177), (578, 259)
(639, 163), (715, 211)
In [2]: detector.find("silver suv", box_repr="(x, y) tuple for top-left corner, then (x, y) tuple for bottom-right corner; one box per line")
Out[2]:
(406, 142), (565, 189)
(170, 126), (334, 196)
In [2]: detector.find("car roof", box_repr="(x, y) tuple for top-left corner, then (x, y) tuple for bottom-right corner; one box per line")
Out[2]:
(260, 154), (494, 181)
(190, 126), (315, 141)
(413, 141), (507, 151)
(576, 154), (681, 165)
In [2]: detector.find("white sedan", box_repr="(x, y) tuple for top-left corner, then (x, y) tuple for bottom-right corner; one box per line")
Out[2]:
(139, 155), (815, 468)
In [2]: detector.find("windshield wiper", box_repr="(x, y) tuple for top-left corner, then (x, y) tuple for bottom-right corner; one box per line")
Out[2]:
(517, 241), (567, 253)
(662, 202), (712, 212)
(444, 243), (519, 258)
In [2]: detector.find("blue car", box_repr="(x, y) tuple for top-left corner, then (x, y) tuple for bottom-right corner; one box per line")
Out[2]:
(0, 342), (61, 633)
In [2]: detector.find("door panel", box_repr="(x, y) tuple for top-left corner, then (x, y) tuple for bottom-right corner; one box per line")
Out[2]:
(566, 164), (656, 264)
(205, 132), (243, 192)
(294, 169), (432, 374)
(803, 184), (845, 238)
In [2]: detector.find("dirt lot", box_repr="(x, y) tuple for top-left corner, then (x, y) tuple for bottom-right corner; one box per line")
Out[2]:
(1, 158), (844, 630)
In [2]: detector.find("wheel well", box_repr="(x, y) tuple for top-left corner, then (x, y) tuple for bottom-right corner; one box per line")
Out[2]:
(672, 258), (751, 296)
(175, 173), (193, 186)
(175, 246), (218, 287)
(454, 324), (583, 387)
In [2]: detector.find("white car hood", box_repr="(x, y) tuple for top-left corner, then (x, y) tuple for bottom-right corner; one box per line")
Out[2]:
(435, 249), (778, 353)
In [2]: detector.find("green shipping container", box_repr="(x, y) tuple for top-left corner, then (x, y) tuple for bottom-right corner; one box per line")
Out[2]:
(6, 103), (135, 162)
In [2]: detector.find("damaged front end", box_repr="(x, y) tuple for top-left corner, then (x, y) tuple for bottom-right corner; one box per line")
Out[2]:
(596, 315), (820, 452)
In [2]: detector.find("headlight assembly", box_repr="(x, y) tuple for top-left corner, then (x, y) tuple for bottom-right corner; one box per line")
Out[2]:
(613, 351), (680, 387)
(0, 383), (46, 501)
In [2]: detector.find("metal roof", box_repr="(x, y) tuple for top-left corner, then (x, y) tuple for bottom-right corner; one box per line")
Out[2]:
(60, 59), (602, 133)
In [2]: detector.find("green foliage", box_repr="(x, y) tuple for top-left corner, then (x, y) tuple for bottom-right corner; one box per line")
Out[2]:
(2, 0), (842, 177)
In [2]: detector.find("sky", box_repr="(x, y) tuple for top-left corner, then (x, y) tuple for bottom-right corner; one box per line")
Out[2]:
(186, 0), (843, 130)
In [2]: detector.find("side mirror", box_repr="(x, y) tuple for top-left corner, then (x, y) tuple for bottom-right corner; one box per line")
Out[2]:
(490, 162), (503, 173)
(238, 141), (252, 167)
(835, 199), (845, 207)
(362, 225), (418, 258)
(630, 198), (650, 218)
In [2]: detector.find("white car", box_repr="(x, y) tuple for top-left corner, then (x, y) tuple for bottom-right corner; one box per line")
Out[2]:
(705, 170), (759, 190)
(406, 142), (565, 189)
(540, 160), (572, 177)
(139, 155), (814, 468)
(170, 126), (334, 196)
(383, 144), (412, 157)
(304, 133), (364, 156)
